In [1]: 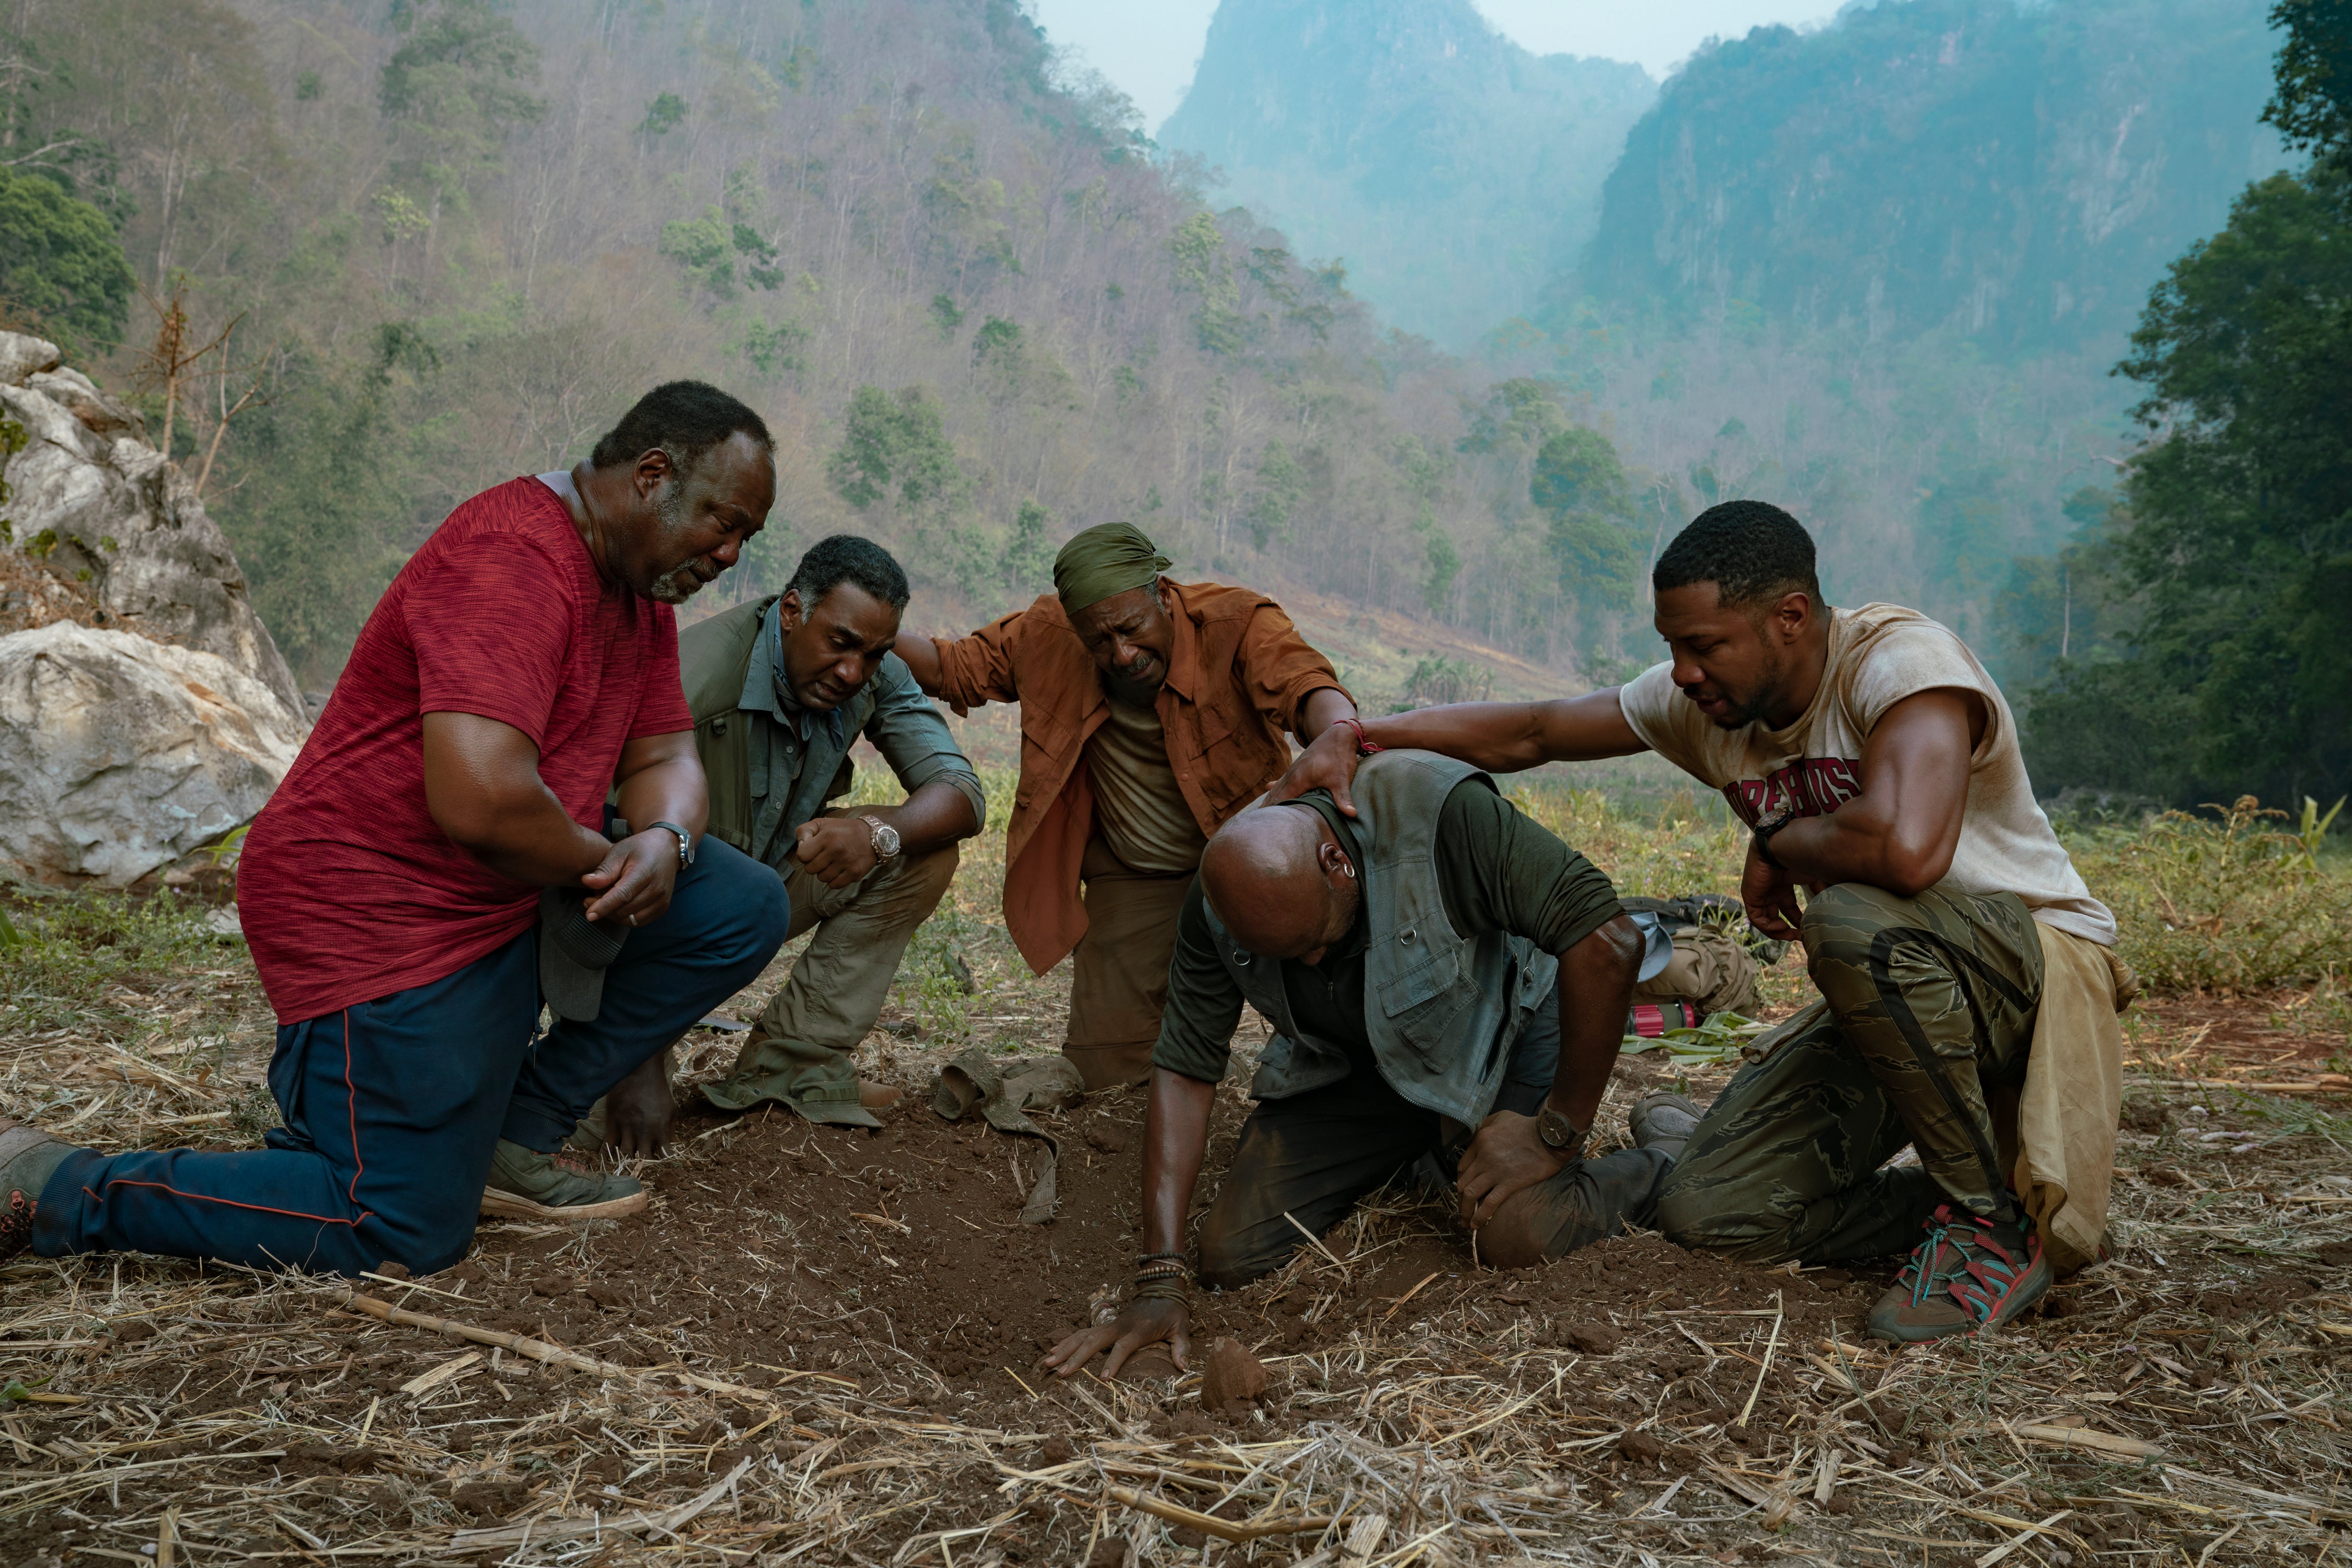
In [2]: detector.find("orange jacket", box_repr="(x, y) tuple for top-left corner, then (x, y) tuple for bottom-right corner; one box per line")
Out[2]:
(929, 578), (1347, 974)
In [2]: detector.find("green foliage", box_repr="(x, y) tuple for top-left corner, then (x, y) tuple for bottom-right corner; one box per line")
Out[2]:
(998, 500), (1054, 594)
(2261, 0), (2352, 159)
(639, 90), (688, 137)
(379, 0), (546, 190)
(1167, 212), (1242, 356)
(1530, 426), (1640, 608)
(826, 385), (963, 515)
(2067, 798), (2352, 992)
(1581, 0), (2287, 354)
(1457, 377), (1567, 456)
(2028, 164), (2352, 806)
(929, 292), (965, 340)
(0, 413), (27, 533)
(1246, 437), (1304, 549)
(214, 332), (424, 677)
(0, 890), (238, 1037)
(0, 165), (134, 356)
(1420, 525), (1460, 618)
(741, 318), (809, 377)
(660, 206), (783, 298)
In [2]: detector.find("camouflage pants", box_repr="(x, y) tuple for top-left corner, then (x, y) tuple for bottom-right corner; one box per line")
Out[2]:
(1655, 883), (2045, 1265)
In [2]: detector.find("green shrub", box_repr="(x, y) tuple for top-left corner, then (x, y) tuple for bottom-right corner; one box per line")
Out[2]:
(2069, 797), (2352, 993)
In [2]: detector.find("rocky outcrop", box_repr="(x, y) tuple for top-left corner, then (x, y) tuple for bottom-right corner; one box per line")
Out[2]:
(0, 330), (301, 712)
(0, 621), (307, 884)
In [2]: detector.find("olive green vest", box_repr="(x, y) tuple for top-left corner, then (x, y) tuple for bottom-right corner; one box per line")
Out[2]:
(1203, 750), (1558, 1123)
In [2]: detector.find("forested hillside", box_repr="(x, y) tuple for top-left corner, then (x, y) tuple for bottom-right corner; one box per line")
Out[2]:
(0, 0), (1610, 685)
(1575, 0), (2286, 353)
(1158, 0), (1654, 348)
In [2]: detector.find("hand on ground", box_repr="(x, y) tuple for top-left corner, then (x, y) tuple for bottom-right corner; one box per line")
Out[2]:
(605, 1049), (675, 1159)
(1260, 723), (1364, 816)
(793, 816), (879, 889)
(581, 830), (682, 927)
(1740, 841), (1805, 941)
(1456, 1110), (1572, 1229)
(1042, 1299), (1189, 1380)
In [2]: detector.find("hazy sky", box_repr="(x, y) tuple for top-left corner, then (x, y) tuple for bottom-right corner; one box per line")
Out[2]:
(1025, 0), (1849, 131)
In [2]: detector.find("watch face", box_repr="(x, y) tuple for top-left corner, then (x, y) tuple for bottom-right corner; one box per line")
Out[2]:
(872, 821), (901, 856)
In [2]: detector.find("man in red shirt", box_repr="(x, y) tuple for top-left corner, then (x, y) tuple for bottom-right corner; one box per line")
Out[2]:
(0, 382), (791, 1277)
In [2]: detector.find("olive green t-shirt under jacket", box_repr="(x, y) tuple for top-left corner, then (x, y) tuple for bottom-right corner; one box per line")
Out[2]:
(1152, 781), (1624, 1083)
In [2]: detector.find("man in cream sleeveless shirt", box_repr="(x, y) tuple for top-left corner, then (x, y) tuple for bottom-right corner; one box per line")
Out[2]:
(1269, 500), (2134, 1344)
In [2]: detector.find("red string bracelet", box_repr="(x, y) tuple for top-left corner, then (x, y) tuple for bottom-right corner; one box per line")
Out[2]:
(1340, 717), (1382, 755)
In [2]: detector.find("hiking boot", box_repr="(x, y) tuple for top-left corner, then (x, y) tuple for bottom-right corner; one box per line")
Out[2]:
(1867, 1204), (2049, 1343)
(1628, 1092), (1705, 1160)
(0, 1122), (75, 1262)
(480, 1139), (645, 1222)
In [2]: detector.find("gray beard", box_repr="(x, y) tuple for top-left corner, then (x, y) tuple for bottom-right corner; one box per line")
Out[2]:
(643, 483), (705, 604)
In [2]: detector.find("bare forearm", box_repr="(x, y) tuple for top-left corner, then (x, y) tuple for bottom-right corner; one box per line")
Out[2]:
(869, 778), (980, 855)
(1297, 685), (1357, 739)
(1549, 916), (1641, 1132)
(443, 789), (610, 886)
(1767, 801), (1954, 898)
(1140, 1069), (1216, 1256)
(892, 633), (943, 695)
(614, 756), (708, 843)
(1356, 690), (1646, 771)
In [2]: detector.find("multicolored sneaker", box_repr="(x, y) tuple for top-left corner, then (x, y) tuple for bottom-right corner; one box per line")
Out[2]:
(0, 1122), (75, 1261)
(480, 1139), (645, 1222)
(1867, 1204), (2050, 1343)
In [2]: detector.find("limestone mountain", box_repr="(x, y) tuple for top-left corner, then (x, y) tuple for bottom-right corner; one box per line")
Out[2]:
(1159, 0), (1654, 348)
(1569, 0), (2287, 353)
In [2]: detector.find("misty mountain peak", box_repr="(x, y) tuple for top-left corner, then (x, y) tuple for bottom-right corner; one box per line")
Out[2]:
(1160, 0), (1655, 345)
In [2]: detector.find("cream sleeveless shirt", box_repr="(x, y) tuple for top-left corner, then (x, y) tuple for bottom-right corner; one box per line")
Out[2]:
(1618, 602), (2115, 946)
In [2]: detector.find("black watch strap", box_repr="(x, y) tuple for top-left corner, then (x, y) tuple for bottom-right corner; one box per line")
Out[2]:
(1751, 801), (1796, 869)
(647, 820), (695, 867)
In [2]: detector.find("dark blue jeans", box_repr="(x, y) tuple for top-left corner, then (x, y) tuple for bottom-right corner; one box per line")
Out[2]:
(34, 837), (787, 1277)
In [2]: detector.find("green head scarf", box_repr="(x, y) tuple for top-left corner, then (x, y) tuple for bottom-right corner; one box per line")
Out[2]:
(1053, 521), (1171, 614)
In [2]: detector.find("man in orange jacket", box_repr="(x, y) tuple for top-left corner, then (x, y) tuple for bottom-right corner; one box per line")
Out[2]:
(894, 522), (1356, 1088)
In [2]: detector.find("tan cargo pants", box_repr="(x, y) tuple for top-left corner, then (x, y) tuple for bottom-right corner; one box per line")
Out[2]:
(700, 838), (960, 1126)
(1063, 836), (1195, 1090)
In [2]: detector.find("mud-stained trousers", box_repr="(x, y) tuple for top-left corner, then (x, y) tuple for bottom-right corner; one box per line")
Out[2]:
(1655, 882), (2046, 1265)
(1062, 837), (1196, 1090)
(1194, 985), (1674, 1287)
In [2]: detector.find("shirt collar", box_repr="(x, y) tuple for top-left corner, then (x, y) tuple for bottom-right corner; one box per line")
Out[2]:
(1156, 578), (1200, 705)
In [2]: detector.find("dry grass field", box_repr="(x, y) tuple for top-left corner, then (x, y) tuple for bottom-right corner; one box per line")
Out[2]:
(2, 781), (2346, 1566)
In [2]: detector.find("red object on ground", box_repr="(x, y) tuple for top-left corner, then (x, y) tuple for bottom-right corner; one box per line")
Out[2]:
(1627, 1001), (1705, 1037)
(238, 478), (691, 1025)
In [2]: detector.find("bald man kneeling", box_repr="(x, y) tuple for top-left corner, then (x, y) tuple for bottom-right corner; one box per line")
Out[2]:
(1045, 748), (1697, 1379)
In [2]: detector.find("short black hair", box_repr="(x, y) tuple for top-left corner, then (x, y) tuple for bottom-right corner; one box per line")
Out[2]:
(589, 380), (774, 474)
(1653, 500), (1824, 610)
(788, 534), (910, 613)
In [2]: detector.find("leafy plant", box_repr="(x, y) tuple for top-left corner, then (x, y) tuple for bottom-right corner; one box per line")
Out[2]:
(2069, 797), (2352, 992)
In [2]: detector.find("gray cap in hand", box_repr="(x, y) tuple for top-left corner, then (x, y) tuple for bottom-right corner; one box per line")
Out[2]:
(539, 884), (629, 1022)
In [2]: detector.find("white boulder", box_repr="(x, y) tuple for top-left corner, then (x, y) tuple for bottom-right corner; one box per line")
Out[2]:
(0, 621), (307, 884)
(0, 329), (301, 713)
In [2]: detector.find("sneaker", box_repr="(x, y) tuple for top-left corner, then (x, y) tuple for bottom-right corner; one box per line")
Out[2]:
(480, 1139), (646, 1222)
(1628, 1092), (1705, 1160)
(1867, 1204), (2049, 1343)
(0, 1122), (75, 1262)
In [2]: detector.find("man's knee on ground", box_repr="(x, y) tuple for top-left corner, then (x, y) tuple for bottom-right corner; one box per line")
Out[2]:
(1655, 1168), (1798, 1265)
(1194, 1208), (1282, 1291)
(365, 1212), (480, 1279)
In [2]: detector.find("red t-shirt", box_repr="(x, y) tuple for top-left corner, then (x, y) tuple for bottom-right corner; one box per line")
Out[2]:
(239, 477), (694, 1024)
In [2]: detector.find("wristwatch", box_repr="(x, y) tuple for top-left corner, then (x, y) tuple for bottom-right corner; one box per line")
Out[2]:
(1751, 798), (1797, 870)
(646, 820), (696, 867)
(1537, 1107), (1588, 1159)
(860, 814), (902, 861)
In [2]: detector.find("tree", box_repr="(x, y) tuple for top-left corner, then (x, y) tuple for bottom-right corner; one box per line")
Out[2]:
(827, 386), (964, 516)
(379, 0), (546, 194)
(0, 165), (133, 355)
(2026, 166), (2352, 805)
(1530, 426), (1640, 608)
(2262, 0), (2352, 158)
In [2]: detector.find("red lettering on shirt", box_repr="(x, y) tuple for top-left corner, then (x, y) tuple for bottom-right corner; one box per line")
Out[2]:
(1722, 757), (1865, 826)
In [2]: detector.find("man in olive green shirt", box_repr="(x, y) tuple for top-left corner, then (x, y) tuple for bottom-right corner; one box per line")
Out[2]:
(584, 537), (984, 1149)
(1046, 750), (1696, 1381)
